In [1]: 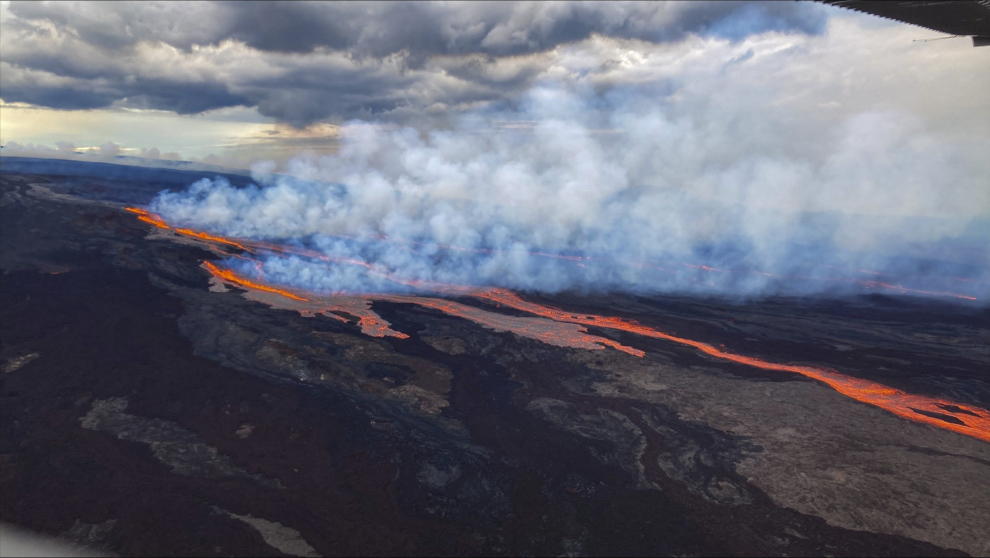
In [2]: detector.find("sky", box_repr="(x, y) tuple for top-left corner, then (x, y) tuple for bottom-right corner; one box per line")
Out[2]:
(1, 1), (988, 298)
(1, 1), (986, 167)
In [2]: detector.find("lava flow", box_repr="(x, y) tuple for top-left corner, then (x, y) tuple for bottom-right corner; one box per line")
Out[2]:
(203, 261), (410, 339)
(203, 261), (308, 301)
(377, 294), (645, 356)
(477, 289), (990, 442)
(127, 207), (990, 442)
(125, 207), (248, 251)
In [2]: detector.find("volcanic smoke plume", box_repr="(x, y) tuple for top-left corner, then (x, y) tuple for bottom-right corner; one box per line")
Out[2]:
(149, 87), (989, 301)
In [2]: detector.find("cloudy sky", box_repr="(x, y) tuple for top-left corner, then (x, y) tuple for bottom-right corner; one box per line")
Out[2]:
(1, 1), (988, 297)
(2, 1), (986, 165)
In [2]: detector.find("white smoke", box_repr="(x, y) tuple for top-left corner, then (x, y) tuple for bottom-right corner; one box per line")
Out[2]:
(148, 85), (989, 301)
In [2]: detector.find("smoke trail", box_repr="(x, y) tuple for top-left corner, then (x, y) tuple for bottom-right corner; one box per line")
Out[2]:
(149, 86), (989, 301)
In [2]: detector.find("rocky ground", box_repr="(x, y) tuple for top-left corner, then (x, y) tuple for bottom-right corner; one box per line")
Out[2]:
(1, 169), (988, 556)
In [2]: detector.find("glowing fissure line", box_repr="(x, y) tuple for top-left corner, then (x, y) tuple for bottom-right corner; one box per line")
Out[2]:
(126, 207), (248, 251)
(127, 208), (989, 441)
(174, 228), (248, 251)
(203, 261), (308, 301)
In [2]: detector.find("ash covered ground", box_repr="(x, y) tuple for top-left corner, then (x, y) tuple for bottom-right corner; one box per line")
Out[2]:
(1, 165), (989, 557)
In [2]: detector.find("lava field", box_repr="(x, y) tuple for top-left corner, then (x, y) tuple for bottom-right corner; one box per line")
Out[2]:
(2, 169), (988, 557)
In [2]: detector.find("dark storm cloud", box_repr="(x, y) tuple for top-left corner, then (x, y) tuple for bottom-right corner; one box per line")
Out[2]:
(7, 1), (828, 56)
(0, 63), (251, 114)
(1, 1), (829, 125)
(118, 80), (253, 115)
(216, 1), (827, 58)
(0, 82), (118, 111)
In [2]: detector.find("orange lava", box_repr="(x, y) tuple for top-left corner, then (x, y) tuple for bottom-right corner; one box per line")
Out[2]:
(174, 228), (248, 251)
(357, 315), (411, 339)
(127, 206), (989, 441)
(126, 207), (171, 229)
(126, 207), (247, 250)
(477, 289), (990, 442)
(203, 261), (309, 302)
(204, 260), (409, 339)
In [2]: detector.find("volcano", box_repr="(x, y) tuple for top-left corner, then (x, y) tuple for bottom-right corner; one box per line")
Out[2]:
(2, 160), (988, 557)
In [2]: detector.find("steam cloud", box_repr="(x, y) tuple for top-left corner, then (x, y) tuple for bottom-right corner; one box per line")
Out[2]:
(149, 86), (989, 302)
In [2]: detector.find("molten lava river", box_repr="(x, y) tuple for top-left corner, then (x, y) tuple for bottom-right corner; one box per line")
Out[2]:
(125, 207), (990, 443)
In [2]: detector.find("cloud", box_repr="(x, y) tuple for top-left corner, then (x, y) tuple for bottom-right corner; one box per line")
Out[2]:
(7, 1), (828, 56)
(213, 1), (825, 58)
(0, 1), (828, 125)
(0, 139), (181, 165)
(141, 147), (161, 159)
(98, 141), (120, 156)
(0, 139), (258, 175)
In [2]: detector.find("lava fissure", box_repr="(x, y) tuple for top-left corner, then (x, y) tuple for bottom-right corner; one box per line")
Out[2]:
(129, 208), (990, 442)
(203, 261), (308, 301)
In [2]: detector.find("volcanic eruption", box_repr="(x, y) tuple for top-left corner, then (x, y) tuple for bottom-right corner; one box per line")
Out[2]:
(126, 206), (990, 443)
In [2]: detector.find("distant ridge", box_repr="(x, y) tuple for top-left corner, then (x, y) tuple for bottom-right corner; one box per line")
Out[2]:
(0, 156), (254, 190)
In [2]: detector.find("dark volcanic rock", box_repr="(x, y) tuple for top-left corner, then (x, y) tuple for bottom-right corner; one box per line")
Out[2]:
(2, 169), (987, 557)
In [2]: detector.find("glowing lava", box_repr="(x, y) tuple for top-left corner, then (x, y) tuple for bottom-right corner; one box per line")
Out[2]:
(203, 261), (308, 301)
(203, 262), (409, 339)
(128, 207), (990, 442)
(125, 207), (170, 229)
(476, 289), (990, 442)
(125, 207), (247, 251)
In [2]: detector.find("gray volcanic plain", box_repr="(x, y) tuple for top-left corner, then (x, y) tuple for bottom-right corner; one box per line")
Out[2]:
(1, 162), (988, 557)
